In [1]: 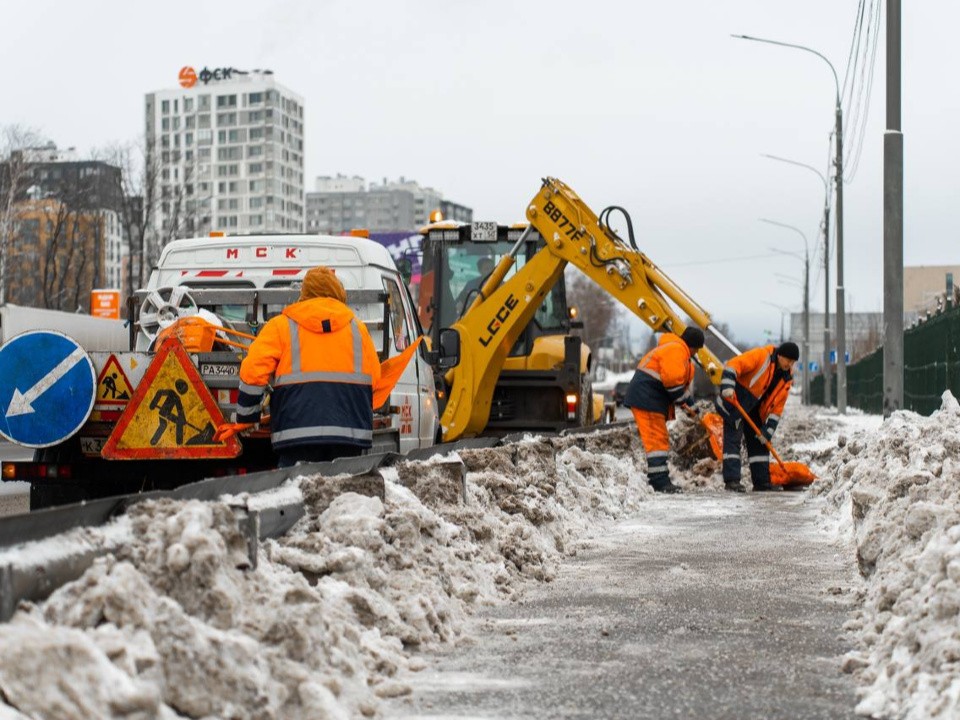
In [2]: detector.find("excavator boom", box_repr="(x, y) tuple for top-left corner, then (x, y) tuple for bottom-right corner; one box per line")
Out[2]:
(526, 177), (736, 380)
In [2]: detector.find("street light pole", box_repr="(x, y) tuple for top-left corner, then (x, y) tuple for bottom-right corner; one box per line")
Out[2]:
(734, 34), (847, 413)
(883, 0), (904, 416)
(762, 219), (810, 405)
(761, 153), (832, 407)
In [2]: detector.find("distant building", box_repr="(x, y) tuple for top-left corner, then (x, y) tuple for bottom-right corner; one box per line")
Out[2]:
(145, 66), (305, 248)
(0, 144), (125, 309)
(305, 174), (472, 233)
(904, 265), (960, 314)
(789, 311), (883, 366)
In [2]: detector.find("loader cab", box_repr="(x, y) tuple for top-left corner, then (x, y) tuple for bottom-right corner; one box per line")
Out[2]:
(413, 222), (572, 356)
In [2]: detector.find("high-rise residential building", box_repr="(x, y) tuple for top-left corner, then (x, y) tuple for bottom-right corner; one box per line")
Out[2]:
(145, 67), (305, 250)
(305, 174), (472, 233)
(0, 143), (125, 308)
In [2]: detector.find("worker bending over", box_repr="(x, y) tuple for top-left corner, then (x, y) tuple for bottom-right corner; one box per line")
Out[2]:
(236, 266), (381, 468)
(624, 327), (705, 494)
(717, 341), (798, 492)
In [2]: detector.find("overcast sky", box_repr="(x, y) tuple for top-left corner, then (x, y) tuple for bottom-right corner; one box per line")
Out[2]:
(4, 1), (957, 345)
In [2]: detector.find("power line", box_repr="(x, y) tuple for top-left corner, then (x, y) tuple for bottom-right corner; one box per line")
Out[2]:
(844, 0), (882, 182)
(661, 252), (781, 268)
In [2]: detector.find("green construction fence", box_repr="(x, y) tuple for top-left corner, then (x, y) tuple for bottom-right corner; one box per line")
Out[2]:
(810, 303), (960, 415)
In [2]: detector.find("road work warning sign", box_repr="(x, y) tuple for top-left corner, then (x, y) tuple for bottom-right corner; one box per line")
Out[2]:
(101, 338), (241, 459)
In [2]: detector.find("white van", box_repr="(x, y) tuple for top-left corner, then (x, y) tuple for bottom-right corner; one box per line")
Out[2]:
(136, 234), (440, 456)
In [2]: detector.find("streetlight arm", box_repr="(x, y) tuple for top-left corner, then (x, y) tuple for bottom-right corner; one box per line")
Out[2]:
(759, 218), (809, 258)
(731, 34), (840, 102)
(760, 154), (828, 195)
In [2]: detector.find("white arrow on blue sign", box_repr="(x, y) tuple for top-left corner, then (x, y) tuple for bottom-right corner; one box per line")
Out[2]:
(0, 331), (96, 448)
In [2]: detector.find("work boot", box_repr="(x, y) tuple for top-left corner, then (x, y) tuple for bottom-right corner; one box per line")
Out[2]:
(724, 480), (745, 493)
(651, 480), (683, 494)
(752, 482), (781, 493)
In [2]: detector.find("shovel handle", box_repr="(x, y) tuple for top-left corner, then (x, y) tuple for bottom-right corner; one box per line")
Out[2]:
(728, 396), (788, 472)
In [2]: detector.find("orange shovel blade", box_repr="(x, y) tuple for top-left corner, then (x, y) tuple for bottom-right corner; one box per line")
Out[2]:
(701, 412), (724, 462)
(770, 461), (817, 488)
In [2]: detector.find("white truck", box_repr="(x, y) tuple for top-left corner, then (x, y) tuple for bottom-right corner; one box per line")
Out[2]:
(1, 234), (441, 508)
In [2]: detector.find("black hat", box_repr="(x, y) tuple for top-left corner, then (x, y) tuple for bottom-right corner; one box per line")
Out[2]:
(777, 341), (800, 361)
(680, 327), (705, 350)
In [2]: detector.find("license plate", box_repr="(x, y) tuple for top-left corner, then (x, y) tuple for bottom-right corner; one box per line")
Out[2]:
(471, 221), (497, 242)
(200, 363), (238, 376)
(80, 437), (106, 456)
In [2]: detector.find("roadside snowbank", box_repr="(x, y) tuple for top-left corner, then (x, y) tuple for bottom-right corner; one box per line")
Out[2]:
(809, 392), (960, 719)
(0, 426), (654, 719)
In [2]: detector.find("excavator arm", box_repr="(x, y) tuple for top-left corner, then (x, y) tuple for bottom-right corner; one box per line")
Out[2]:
(439, 177), (738, 441)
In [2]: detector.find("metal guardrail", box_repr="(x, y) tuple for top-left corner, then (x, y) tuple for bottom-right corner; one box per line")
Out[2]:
(0, 419), (631, 621)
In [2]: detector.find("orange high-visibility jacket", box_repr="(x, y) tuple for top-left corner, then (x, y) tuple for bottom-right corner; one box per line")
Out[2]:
(720, 344), (792, 425)
(623, 333), (695, 416)
(237, 297), (381, 451)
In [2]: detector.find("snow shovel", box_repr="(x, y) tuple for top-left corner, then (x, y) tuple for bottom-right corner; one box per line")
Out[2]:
(680, 404), (724, 462)
(727, 397), (816, 487)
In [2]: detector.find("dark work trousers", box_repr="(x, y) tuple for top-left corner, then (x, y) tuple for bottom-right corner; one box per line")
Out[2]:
(719, 401), (770, 487)
(277, 443), (363, 468)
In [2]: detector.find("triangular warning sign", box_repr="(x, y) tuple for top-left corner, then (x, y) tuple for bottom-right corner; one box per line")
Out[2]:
(102, 338), (241, 460)
(96, 354), (133, 404)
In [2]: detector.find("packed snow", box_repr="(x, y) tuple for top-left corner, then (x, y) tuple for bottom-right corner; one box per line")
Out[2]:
(0, 392), (957, 719)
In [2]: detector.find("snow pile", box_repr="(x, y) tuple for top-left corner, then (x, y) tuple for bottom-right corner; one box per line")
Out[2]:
(0, 424), (653, 719)
(810, 391), (960, 719)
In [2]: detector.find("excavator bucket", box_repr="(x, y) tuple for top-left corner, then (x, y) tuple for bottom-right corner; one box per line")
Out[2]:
(770, 461), (817, 488)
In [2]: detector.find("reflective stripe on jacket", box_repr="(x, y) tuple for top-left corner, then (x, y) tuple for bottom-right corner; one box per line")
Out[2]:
(720, 344), (792, 424)
(623, 333), (695, 416)
(237, 296), (382, 450)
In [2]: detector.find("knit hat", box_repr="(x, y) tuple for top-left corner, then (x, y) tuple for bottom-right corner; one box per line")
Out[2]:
(299, 266), (347, 303)
(777, 341), (800, 361)
(680, 327), (705, 350)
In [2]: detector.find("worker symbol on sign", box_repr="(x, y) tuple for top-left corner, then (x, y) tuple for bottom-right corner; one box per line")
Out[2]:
(101, 372), (130, 401)
(148, 379), (216, 446)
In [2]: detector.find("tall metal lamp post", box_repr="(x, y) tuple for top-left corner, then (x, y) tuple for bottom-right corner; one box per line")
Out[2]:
(762, 218), (810, 405)
(733, 33), (847, 413)
(761, 153), (832, 407)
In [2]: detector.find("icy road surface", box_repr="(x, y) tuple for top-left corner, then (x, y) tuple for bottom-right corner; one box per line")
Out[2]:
(386, 493), (860, 720)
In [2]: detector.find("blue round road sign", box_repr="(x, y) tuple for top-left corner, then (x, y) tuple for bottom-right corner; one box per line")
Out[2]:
(0, 331), (96, 448)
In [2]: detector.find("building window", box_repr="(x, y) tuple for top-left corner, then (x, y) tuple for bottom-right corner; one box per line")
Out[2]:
(161, 118), (170, 131)
(198, 114), (211, 129)
(248, 92), (263, 105)
(250, 127), (264, 140)
(161, 100), (170, 114)
(184, 97), (194, 113)
(198, 95), (211, 111)
(247, 145), (263, 158)
(216, 94), (237, 108)
(216, 112), (237, 126)
(185, 115), (196, 129)
(197, 129), (212, 145)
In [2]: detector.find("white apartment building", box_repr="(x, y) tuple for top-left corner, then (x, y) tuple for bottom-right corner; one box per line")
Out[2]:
(145, 67), (304, 248)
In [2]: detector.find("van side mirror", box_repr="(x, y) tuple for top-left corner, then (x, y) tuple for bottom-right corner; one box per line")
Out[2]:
(437, 328), (461, 370)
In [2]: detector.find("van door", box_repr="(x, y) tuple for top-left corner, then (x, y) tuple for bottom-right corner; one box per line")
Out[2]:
(382, 274), (435, 452)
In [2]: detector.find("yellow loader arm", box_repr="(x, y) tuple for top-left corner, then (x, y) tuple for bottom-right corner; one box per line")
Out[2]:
(439, 177), (737, 441)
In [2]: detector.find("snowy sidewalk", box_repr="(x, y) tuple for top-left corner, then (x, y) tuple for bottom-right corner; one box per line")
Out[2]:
(387, 493), (861, 720)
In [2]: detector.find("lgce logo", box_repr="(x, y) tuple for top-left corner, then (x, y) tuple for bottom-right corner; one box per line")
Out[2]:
(178, 66), (197, 88)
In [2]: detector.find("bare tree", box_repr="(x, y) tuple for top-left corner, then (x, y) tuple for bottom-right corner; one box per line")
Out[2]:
(101, 141), (206, 298)
(565, 269), (619, 356)
(0, 125), (44, 304)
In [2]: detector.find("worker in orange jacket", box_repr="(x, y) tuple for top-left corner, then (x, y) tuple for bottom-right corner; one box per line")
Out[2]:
(623, 327), (705, 494)
(235, 266), (382, 468)
(716, 341), (798, 492)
